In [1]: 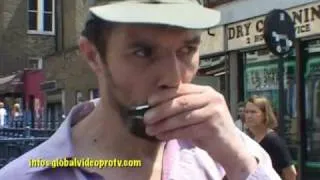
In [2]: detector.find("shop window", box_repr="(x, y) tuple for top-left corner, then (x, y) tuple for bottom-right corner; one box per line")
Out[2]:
(242, 40), (320, 163)
(195, 55), (227, 97)
(28, 0), (55, 34)
(243, 49), (280, 108)
(314, 81), (320, 123)
(305, 47), (320, 162)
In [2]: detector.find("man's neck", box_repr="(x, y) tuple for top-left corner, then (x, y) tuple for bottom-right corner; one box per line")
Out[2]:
(71, 101), (165, 180)
(71, 101), (164, 161)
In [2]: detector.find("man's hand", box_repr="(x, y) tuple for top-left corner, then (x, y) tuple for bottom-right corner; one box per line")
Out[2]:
(144, 84), (257, 180)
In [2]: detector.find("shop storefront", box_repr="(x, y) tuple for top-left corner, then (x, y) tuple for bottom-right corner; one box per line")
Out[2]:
(225, 1), (320, 178)
(196, 55), (228, 96)
(195, 26), (230, 104)
(0, 69), (46, 129)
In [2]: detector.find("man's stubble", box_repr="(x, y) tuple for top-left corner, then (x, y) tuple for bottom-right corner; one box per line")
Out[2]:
(103, 65), (159, 142)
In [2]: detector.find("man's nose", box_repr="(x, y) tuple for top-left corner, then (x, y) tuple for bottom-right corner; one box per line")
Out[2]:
(156, 52), (182, 89)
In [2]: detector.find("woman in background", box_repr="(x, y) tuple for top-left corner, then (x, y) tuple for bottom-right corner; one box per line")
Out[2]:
(245, 95), (297, 180)
(11, 103), (22, 120)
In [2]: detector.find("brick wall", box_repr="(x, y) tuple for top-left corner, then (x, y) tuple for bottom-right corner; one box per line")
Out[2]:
(76, 0), (90, 42)
(0, 0), (98, 114)
(41, 0), (97, 113)
(61, 0), (90, 49)
(44, 47), (97, 112)
(0, 0), (56, 76)
(62, 0), (77, 49)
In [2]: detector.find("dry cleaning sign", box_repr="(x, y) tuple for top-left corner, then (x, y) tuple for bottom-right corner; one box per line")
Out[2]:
(227, 2), (320, 51)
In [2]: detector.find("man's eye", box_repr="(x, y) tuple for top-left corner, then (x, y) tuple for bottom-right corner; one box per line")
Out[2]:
(178, 46), (197, 55)
(133, 48), (152, 57)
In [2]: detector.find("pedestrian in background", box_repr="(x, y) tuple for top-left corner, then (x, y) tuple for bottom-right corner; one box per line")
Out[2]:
(10, 103), (23, 128)
(244, 95), (297, 180)
(235, 101), (246, 132)
(0, 102), (7, 128)
(11, 103), (22, 120)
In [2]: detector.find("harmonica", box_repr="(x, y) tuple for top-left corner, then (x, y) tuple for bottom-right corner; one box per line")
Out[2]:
(127, 104), (150, 119)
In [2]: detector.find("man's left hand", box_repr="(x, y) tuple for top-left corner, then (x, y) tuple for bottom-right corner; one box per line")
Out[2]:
(144, 84), (257, 179)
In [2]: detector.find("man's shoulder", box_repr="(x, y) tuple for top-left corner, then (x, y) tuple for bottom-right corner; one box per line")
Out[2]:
(0, 99), (97, 179)
(0, 143), (44, 179)
(0, 134), (75, 179)
(0, 148), (76, 180)
(0, 120), (73, 179)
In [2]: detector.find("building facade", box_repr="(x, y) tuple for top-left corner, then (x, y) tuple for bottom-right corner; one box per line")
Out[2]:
(199, 0), (320, 178)
(0, 0), (100, 129)
(0, 0), (56, 75)
(41, 0), (98, 126)
(0, 0), (57, 128)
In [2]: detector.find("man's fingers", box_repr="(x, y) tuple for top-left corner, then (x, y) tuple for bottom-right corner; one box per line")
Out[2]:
(145, 103), (213, 136)
(144, 93), (209, 125)
(147, 84), (207, 106)
(155, 121), (208, 141)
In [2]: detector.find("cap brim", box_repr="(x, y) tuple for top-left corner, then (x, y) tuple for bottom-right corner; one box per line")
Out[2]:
(89, 2), (221, 29)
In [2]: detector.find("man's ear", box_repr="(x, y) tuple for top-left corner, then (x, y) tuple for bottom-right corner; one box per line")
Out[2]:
(79, 36), (103, 74)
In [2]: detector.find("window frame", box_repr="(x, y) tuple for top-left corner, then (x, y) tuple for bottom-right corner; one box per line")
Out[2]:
(75, 91), (83, 104)
(89, 88), (99, 100)
(88, 0), (96, 6)
(28, 0), (55, 35)
(206, 0), (235, 8)
(89, 89), (94, 100)
(313, 80), (320, 123)
(28, 57), (43, 69)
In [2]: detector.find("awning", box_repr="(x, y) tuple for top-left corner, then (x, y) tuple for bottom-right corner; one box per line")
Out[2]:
(0, 72), (23, 94)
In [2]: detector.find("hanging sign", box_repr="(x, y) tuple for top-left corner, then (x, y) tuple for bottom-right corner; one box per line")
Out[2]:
(263, 9), (295, 57)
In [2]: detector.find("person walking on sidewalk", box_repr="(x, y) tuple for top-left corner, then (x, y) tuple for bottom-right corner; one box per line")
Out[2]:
(245, 95), (297, 180)
(0, 102), (7, 128)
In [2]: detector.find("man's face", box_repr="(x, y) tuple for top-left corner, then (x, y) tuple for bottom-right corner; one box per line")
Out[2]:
(101, 24), (202, 140)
